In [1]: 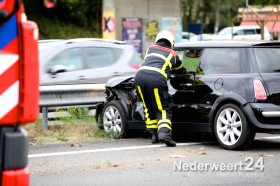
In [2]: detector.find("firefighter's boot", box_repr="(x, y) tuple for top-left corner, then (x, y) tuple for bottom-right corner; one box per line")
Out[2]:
(158, 127), (176, 147)
(147, 129), (159, 144)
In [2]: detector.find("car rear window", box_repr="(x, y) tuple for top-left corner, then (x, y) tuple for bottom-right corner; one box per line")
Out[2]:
(244, 29), (256, 35)
(84, 47), (116, 68)
(199, 48), (255, 74)
(254, 48), (280, 73)
(112, 48), (124, 60)
(129, 52), (142, 65)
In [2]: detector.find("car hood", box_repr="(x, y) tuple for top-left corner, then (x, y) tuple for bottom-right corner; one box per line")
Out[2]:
(105, 76), (134, 88)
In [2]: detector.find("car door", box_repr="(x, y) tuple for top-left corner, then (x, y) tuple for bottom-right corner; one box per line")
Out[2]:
(234, 28), (259, 40)
(175, 48), (234, 124)
(171, 50), (199, 123)
(193, 48), (249, 123)
(41, 47), (86, 85)
(192, 49), (221, 123)
(82, 47), (127, 83)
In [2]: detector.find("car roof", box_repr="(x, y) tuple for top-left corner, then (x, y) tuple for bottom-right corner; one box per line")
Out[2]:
(219, 26), (270, 34)
(175, 40), (280, 49)
(39, 38), (127, 47)
(38, 38), (133, 63)
(224, 25), (262, 29)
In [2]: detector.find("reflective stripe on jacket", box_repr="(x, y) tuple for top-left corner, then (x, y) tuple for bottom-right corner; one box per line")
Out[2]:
(140, 45), (184, 79)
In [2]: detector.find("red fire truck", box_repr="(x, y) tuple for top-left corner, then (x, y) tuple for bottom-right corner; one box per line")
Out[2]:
(0, 0), (39, 185)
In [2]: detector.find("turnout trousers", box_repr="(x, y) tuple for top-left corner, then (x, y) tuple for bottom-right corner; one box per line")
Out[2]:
(134, 70), (173, 133)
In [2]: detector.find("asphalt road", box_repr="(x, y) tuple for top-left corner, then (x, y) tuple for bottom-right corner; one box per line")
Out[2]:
(28, 133), (280, 186)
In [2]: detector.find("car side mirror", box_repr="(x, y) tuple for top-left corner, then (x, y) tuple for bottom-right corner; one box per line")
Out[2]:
(50, 65), (67, 75)
(186, 51), (201, 58)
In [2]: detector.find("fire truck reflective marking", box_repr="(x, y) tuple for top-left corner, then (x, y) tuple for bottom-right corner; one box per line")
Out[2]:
(0, 54), (19, 75)
(0, 81), (19, 119)
(0, 15), (17, 49)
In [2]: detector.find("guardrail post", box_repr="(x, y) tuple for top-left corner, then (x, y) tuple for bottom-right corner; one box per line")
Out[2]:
(42, 107), (48, 130)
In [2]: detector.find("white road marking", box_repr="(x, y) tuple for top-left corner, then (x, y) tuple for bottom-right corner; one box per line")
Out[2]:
(28, 142), (211, 158)
(28, 135), (280, 159)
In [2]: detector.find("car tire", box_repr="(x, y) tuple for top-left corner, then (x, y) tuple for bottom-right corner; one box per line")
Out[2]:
(214, 103), (255, 150)
(102, 100), (128, 138)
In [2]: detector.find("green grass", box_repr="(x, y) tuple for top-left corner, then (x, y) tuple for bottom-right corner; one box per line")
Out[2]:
(22, 16), (104, 144)
(25, 108), (107, 145)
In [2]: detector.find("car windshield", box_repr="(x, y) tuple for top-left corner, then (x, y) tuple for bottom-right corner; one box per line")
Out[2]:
(254, 48), (280, 73)
(39, 43), (61, 62)
(218, 27), (232, 35)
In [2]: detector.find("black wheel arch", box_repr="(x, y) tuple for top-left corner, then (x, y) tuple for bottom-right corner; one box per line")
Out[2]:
(110, 89), (130, 115)
(213, 102), (256, 150)
(209, 92), (248, 126)
(95, 88), (130, 124)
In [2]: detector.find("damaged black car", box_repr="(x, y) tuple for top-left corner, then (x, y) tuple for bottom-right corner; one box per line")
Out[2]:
(96, 41), (280, 150)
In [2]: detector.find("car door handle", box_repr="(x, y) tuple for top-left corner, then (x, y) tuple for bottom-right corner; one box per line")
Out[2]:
(180, 83), (193, 87)
(50, 74), (58, 79)
(78, 75), (86, 80)
(112, 72), (121, 76)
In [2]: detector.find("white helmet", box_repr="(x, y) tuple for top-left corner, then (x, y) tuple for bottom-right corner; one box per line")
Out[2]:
(155, 30), (174, 48)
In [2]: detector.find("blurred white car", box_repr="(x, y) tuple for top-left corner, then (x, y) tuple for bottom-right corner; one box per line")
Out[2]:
(214, 26), (272, 41)
(182, 32), (197, 42)
(189, 34), (216, 41)
(39, 39), (142, 85)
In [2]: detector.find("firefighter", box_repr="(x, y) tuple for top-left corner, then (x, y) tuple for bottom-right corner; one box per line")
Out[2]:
(134, 30), (187, 147)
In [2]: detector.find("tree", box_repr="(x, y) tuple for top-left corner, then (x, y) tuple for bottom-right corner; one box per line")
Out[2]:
(24, 0), (102, 37)
(214, 0), (221, 34)
(181, 0), (246, 33)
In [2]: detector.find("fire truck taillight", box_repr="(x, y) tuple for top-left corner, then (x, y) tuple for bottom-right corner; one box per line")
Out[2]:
(253, 79), (267, 100)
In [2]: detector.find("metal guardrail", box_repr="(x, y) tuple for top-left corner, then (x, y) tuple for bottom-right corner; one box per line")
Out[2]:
(39, 84), (106, 129)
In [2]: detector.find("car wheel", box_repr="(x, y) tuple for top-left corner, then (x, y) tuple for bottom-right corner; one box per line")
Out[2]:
(214, 103), (255, 150)
(102, 100), (128, 138)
